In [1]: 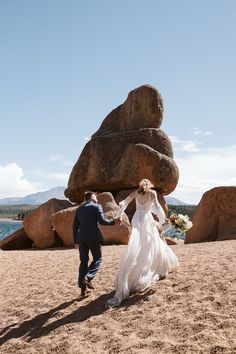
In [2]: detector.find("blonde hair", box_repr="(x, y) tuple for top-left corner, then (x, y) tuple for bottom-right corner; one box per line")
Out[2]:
(137, 179), (154, 195)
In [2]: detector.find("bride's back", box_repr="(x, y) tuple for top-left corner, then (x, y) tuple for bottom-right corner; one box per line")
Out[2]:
(136, 190), (150, 204)
(135, 189), (156, 211)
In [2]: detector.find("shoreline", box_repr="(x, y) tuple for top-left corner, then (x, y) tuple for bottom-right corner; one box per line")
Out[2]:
(0, 218), (22, 222)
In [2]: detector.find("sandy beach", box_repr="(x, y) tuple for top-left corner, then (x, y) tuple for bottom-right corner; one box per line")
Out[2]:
(0, 241), (235, 354)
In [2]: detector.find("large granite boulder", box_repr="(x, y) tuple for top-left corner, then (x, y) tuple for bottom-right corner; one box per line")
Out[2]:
(0, 228), (32, 250)
(65, 85), (179, 203)
(52, 206), (77, 247)
(23, 198), (73, 248)
(97, 192), (131, 244)
(52, 192), (131, 246)
(185, 187), (236, 244)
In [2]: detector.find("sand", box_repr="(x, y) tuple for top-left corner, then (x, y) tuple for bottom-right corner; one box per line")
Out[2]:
(0, 241), (236, 354)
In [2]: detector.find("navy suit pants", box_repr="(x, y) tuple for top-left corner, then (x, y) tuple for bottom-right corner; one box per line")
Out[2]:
(78, 241), (102, 288)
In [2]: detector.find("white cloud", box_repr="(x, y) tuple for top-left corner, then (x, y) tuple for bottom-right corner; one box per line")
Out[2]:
(0, 163), (40, 199)
(169, 136), (201, 152)
(170, 145), (236, 204)
(49, 155), (73, 167)
(192, 127), (213, 136)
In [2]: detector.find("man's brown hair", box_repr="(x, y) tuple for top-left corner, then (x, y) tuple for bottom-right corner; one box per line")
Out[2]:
(84, 191), (95, 201)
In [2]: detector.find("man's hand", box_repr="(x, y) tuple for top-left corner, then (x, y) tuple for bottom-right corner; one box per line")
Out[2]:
(74, 243), (80, 249)
(115, 218), (122, 225)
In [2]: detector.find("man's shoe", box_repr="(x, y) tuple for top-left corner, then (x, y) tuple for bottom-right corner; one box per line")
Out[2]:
(82, 277), (95, 290)
(81, 288), (92, 297)
(81, 288), (86, 297)
(80, 285), (89, 296)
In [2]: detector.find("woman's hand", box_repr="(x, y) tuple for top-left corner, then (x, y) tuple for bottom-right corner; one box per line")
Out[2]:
(164, 217), (169, 224)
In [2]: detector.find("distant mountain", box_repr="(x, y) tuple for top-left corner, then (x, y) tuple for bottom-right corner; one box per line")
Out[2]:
(0, 187), (67, 205)
(0, 187), (187, 206)
(165, 196), (186, 205)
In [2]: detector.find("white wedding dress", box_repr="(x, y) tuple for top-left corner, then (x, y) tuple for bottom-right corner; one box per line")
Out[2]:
(106, 190), (179, 308)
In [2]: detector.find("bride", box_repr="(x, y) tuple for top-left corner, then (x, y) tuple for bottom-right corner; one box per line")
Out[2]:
(106, 179), (179, 308)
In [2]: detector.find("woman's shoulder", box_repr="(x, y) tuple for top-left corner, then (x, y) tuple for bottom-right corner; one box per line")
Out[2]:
(149, 189), (157, 198)
(130, 190), (138, 198)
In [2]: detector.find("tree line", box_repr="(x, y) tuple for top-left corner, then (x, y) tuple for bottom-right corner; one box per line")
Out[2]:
(167, 204), (196, 218)
(0, 205), (37, 219)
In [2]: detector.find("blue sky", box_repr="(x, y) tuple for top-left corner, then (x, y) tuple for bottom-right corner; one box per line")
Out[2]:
(0, 0), (236, 203)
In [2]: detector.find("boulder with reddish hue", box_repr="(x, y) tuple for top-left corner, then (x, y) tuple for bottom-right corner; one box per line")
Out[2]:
(52, 206), (78, 247)
(164, 237), (180, 245)
(52, 192), (131, 246)
(97, 192), (131, 245)
(0, 228), (32, 250)
(185, 187), (236, 244)
(95, 83), (164, 134)
(65, 85), (179, 203)
(23, 198), (73, 249)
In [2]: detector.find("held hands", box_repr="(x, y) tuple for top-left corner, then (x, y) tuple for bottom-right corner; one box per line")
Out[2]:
(115, 218), (122, 225)
(74, 243), (80, 249)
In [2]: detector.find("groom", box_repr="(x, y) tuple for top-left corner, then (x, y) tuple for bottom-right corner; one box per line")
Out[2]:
(73, 191), (117, 296)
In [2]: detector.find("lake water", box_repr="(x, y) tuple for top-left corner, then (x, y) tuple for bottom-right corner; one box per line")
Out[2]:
(0, 220), (22, 241)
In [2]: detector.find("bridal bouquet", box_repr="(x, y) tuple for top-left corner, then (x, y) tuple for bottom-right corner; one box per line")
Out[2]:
(169, 213), (193, 233)
(163, 213), (193, 239)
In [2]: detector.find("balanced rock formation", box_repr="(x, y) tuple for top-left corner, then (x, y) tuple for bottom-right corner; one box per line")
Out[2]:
(23, 198), (73, 248)
(0, 228), (32, 250)
(65, 85), (179, 203)
(52, 193), (131, 246)
(185, 187), (236, 244)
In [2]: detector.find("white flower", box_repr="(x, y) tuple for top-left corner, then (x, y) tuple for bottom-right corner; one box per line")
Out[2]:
(169, 213), (193, 232)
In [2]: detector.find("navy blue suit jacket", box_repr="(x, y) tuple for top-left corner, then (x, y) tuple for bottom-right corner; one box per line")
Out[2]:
(73, 201), (115, 245)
